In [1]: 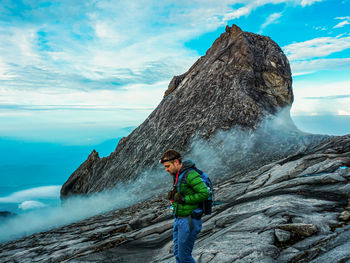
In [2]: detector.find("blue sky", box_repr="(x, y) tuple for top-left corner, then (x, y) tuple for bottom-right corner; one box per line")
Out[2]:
(0, 0), (349, 145)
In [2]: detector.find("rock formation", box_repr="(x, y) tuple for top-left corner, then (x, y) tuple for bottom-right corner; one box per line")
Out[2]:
(61, 24), (295, 197)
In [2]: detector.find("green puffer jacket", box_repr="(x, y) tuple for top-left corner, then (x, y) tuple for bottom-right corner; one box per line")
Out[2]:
(174, 160), (210, 217)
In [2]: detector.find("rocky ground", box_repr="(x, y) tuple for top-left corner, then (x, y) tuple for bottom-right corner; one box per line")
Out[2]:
(1, 134), (350, 262)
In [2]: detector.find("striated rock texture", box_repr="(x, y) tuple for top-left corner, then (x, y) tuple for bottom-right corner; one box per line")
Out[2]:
(61, 24), (294, 197)
(1, 135), (350, 262)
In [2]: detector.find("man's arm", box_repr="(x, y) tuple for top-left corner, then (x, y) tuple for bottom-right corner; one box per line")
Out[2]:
(184, 171), (209, 204)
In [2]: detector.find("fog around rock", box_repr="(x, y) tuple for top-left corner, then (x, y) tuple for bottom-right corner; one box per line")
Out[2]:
(1, 108), (314, 243)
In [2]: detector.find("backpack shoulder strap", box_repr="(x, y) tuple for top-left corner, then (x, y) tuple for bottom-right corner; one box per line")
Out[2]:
(193, 167), (203, 175)
(177, 168), (194, 193)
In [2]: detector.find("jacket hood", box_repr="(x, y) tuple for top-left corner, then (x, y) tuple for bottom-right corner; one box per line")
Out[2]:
(179, 160), (196, 174)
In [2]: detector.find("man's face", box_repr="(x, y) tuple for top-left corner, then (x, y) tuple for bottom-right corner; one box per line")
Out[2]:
(163, 159), (181, 175)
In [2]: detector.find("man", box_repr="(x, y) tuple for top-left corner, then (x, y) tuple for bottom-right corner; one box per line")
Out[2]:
(160, 149), (209, 263)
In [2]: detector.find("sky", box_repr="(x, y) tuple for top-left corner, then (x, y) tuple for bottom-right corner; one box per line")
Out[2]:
(0, 0), (349, 145)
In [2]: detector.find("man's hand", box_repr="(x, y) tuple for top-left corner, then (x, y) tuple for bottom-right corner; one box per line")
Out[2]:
(174, 193), (185, 204)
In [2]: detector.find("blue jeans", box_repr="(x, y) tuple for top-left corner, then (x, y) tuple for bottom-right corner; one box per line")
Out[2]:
(173, 217), (202, 263)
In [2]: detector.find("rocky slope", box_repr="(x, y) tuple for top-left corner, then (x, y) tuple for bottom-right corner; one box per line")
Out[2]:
(61, 24), (295, 197)
(1, 135), (349, 262)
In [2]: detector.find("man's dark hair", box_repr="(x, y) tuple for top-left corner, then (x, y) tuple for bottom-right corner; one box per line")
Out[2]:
(160, 149), (182, 164)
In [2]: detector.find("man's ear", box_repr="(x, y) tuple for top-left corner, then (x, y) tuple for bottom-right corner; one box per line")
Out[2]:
(174, 159), (179, 165)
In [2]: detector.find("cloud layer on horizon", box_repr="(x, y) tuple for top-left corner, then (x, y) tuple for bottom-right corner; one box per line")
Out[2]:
(0, 185), (61, 203)
(291, 80), (350, 116)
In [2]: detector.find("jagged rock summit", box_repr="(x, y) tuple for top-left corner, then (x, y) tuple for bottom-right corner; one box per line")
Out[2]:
(61, 24), (294, 197)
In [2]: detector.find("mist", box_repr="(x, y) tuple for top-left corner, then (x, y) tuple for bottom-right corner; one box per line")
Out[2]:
(0, 108), (328, 243)
(0, 169), (170, 243)
(186, 108), (328, 182)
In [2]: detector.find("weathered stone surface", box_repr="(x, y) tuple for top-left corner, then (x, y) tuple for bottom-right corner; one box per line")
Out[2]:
(61, 24), (296, 197)
(1, 135), (350, 262)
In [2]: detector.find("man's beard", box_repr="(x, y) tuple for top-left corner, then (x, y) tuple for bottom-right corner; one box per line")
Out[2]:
(169, 169), (177, 176)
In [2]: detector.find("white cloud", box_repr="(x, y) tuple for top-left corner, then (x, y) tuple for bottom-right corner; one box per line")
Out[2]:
(1, 27), (41, 68)
(338, 109), (350, 115)
(0, 186), (61, 203)
(291, 58), (350, 75)
(283, 36), (350, 61)
(292, 71), (316, 76)
(223, 5), (252, 21)
(283, 35), (350, 76)
(313, 26), (327, 31)
(0, 58), (16, 80)
(19, 201), (47, 210)
(300, 0), (323, 6)
(0, 111), (33, 117)
(334, 16), (350, 28)
(334, 20), (350, 28)
(0, 81), (166, 144)
(260, 12), (283, 31)
(223, 0), (323, 22)
(0, 81), (166, 109)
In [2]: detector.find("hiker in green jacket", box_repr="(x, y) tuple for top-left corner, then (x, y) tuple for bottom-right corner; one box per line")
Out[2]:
(160, 149), (209, 263)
